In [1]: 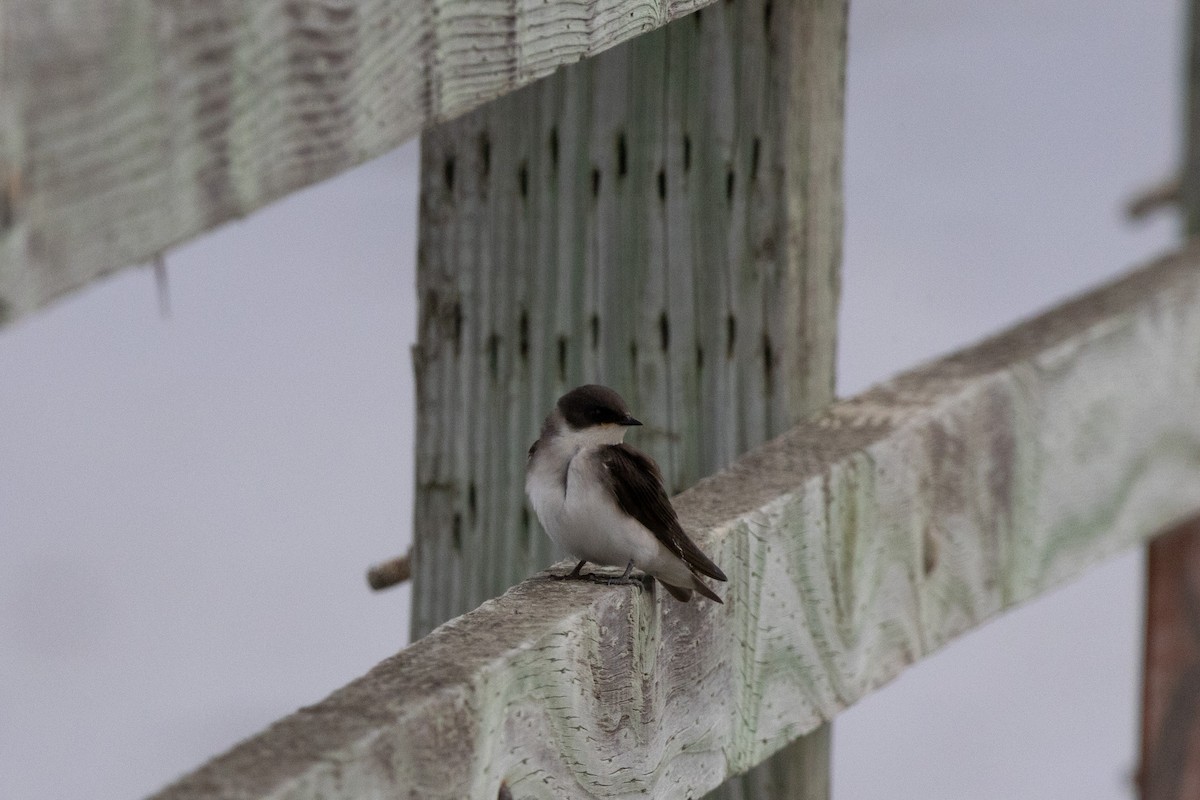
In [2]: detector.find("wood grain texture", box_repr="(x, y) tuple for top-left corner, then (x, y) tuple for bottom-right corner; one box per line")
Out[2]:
(154, 248), (1200, 800)
(0, 0), (729, 325)
(411, 2), (846, 792)
(410, 0), (843, 642)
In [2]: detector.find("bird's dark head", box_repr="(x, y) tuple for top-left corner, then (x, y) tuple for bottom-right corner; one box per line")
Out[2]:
(556, 384), (642, 432)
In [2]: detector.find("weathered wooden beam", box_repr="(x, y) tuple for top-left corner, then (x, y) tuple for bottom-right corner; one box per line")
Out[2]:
(152, 247), (1200, 799)
(0, 0), (734, 326)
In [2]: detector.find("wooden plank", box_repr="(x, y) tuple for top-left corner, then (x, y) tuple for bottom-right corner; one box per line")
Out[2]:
(0, 0), (738, 326)
(1140, 517), (1200, 800)
(153, 248), (1200, 800)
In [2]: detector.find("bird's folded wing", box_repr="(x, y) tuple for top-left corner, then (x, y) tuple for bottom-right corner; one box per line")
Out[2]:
(597, 444), (728, 582)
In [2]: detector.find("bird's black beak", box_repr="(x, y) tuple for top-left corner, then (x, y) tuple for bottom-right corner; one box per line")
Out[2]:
(621, 415), (643, 426)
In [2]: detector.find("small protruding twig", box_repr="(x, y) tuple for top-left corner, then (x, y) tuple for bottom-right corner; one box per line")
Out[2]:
(366, 550), (412, 591)
(1127, 175), (1181, 221)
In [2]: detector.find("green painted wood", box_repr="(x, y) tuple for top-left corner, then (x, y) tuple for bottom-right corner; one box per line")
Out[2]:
(717, 726), (831, 800)
(152, 247), (1200, 800)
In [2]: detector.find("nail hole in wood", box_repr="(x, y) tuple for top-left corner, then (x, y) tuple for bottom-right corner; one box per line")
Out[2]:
(452, 513), (463, 552)
(659, 312), (670, 351)
(452, 301), (463, 355)
(590, 314), (600, 349)
(549, 128), (559, 171)
(750, 137), (761, 182)
(0, 188), (12, 231)
(479, 133), (491, 179)
(726, 315), (737, 359)
(696, 343), (705, 371)
(763, 0), (773, 33)
(468, 482), (477, 520)
(518, 160), (529, 198)
(444, 155), (456, 192)
(629, 339), (638, 370)
(522, 508), (534, 547)
(518, 309), (530, 360)
(557, 336), (568, 382)
(762, 331), (774, 393)
(657, 169), (666, 201)
(725, 168), (735, 202)
(923, 528), (938, 576)
(488, 333), (500, 380)
(616, 132), (628, 178)
(591, 167), (601, 197)
(683, 134), (692, 172)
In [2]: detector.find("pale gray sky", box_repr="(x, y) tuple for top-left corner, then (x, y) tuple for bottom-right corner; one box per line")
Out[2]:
(0, 1), (1183, 798)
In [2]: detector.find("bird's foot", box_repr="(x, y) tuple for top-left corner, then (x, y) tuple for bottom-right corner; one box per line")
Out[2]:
(586, 572), (651, 590)
(548, 560), (648, 591)
(546, 560), (590, 581)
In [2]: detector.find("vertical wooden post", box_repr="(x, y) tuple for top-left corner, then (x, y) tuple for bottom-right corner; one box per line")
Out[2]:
(1140, 4), (1200, 797)
(1182, 0), (1200, 235)
(411, 0), (847, 795)
(1141, 518), (1200, 800)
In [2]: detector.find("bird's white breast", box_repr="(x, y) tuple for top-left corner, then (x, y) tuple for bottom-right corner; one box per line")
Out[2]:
(526, 436), (660, 570)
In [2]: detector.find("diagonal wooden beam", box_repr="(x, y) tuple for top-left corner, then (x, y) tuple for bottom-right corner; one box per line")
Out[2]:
(152, 247), (1200, 799)
(0, 0), (729, 325)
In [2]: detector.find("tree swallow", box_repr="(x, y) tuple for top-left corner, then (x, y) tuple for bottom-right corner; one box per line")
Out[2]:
(526, 384), (727, 602)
